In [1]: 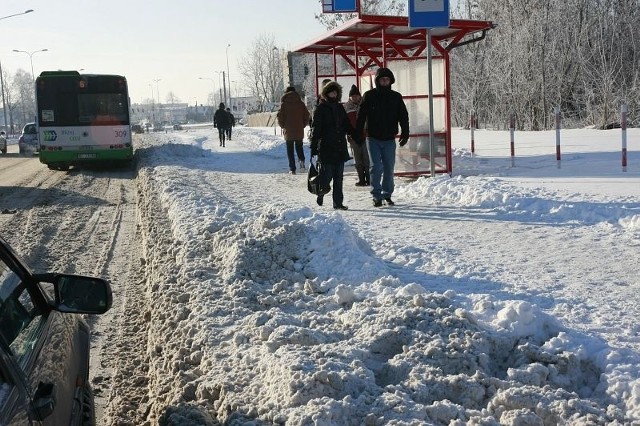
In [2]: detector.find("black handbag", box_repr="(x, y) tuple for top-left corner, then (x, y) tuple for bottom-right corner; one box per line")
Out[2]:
(307, 159), (327, 195)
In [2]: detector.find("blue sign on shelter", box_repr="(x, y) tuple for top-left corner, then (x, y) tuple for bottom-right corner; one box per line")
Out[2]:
(322, 0), (358, 13)
(409, 0), (450, 28)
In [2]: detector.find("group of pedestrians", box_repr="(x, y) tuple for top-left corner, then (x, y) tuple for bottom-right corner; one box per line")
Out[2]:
(213, 102), (235, 147)
(276, 67), (409, 209)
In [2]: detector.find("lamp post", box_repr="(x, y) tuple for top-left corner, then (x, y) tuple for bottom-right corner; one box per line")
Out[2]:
(1, 10), (35, 133)
(214, 71), (225, 106)
(12, 49), (48, 82)
(153, 78), (162, 122)
(226, 43), (232, 109)
(0, 9), (34, 21)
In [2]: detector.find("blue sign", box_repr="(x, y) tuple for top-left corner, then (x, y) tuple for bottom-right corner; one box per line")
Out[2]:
(409, 0), (450, 28)
(322, 0), (357, 13)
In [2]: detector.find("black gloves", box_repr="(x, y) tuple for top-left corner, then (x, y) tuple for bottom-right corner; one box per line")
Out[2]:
(398, 135), (409, 147)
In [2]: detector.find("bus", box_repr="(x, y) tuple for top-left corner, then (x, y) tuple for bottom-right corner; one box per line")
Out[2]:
(35, 71), (134, 170)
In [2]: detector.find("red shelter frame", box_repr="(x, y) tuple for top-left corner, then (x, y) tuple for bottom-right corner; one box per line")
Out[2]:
(293, 15), (494, 176)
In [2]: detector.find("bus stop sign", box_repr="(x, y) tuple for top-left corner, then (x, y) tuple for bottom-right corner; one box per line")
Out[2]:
(409, 0), (450, 28)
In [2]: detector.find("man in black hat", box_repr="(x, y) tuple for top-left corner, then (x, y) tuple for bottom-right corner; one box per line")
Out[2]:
(355, 67), (409, 207)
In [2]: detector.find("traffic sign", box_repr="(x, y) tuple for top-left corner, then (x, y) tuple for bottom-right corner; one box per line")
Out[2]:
(409, 0), (450, 28)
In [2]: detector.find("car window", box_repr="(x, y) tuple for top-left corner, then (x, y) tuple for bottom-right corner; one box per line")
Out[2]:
(0, 261), (41, 361)
(24, 125), (37, 135)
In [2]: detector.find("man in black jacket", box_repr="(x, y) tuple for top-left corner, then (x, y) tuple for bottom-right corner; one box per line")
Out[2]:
(355, 67), (409, 207)
(214, 102), (230, 147)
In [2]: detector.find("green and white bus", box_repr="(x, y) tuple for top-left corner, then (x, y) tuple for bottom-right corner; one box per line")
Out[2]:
(35, 71), (134, 170)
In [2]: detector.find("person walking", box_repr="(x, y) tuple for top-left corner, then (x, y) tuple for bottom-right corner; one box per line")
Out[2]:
(225, 107), (235, 141)
(310, 81), (354, 210)
(214, 102), (230, 147)
(276, 86), (310, 174)
(343, 85), (370, 186)
(355, 67), (409, 207)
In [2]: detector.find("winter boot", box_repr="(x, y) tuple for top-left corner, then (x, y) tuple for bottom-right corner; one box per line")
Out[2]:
(355, 169), (367, 186)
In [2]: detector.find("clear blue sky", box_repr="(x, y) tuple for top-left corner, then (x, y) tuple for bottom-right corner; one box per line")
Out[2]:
(1, 0), (328, 105)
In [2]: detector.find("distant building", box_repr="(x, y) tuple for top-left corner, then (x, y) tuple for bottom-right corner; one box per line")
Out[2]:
(130, 102), (188, 124)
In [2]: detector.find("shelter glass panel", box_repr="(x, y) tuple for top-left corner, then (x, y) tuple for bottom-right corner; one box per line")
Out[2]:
(388, 59), (445, 95)
(406, 98), (447, 134)
(395, 134), (448, 174)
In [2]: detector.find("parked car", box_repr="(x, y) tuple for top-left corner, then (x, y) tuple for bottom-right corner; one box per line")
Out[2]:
(131, 124), (144, 134)
(18, 122), (39, 154)
(0, 234), (112, 425)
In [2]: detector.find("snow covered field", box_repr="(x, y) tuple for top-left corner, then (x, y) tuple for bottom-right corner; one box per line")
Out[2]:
(118, 126), (639, 425)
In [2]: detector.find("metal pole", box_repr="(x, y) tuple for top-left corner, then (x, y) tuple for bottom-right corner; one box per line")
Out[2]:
(148, 84), (155, 124)
(622, 104), (628, 172)
(222, 71), (227, 107)
(470, 113), (475, 155)
(509, 113), (515, 167)
(427, 29), (436, 177)
(226, 44), (231, 108)
(555, 107), (561, 169)
(0, 59), (8, 133)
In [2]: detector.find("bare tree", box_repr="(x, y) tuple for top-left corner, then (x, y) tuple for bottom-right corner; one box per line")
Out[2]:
(9, 69), (33, 130)
(165, 92), (181, 105)
(315, 0), (407, 30)
(238, 33), (283, 112)
(450, 0), (640, 130)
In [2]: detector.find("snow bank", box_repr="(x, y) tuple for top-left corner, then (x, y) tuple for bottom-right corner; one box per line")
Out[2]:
(126, 133), (639, 424)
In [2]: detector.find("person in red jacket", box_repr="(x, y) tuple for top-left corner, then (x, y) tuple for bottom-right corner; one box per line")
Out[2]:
(277, 87), (310, 174)
(343, 85), (370, 186)
(355, 68), (409, 207)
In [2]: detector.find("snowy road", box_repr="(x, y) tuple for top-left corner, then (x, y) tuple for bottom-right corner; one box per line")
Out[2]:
(0, 150), (138, 423)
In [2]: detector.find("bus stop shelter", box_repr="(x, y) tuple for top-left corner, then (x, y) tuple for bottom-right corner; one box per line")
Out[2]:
(293, 15), (494, 176)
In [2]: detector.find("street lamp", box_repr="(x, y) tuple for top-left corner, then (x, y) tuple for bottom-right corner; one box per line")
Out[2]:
(153, 78), (162, 122)
(226, 43), (231, 109)
(153, 78), (162, 105)
(12, 49), (48, 82)
(214, 71), (225, 106)
(0, 9), (34, 21)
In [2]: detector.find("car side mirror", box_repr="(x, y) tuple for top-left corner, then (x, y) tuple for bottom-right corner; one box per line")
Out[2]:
(34, 273), (113, 314)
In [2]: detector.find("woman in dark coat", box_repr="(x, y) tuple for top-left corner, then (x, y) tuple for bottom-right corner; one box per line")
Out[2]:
(310, 81), (354, 210)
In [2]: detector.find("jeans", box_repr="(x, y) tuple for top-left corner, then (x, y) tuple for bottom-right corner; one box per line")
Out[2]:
(367, 137), (396, 200)
(319, 161), (344, 207)
(286, 140), (305, 171)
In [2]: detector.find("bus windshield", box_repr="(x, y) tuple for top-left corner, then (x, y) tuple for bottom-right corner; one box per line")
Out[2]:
(37, 73), (130, 127)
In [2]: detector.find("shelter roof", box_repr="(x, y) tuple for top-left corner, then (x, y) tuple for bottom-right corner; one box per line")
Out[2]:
(293, 15), (495, 57)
